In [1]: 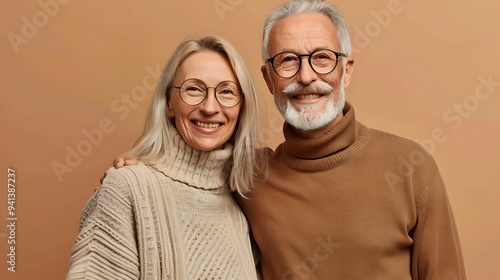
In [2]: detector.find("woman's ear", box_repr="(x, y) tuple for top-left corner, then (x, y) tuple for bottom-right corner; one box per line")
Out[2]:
(166, 99), (174, 118)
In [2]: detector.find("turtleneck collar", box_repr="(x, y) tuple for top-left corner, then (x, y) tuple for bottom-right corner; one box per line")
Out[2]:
(281, 102), (371, 171)
(150, 126), (233, 191)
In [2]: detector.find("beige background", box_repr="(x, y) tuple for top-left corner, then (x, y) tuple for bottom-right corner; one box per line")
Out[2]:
(1, 0), (499, 279)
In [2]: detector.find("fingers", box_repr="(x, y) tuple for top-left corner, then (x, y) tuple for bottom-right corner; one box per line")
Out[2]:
(100, 155), (139, 186)
(113, 158), (125, 168)
(124, 157), (139, 166)
(99, 170), (108, 184)
(112, 156), (139, 168)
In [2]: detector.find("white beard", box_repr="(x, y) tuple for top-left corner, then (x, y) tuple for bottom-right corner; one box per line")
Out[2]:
(275, 78), (346, 131)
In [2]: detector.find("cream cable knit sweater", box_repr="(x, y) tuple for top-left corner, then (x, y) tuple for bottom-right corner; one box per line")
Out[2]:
(67, 131), (257, 279)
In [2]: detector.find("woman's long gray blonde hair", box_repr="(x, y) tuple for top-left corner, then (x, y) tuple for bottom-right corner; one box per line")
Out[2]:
(125, 35), (263, 196)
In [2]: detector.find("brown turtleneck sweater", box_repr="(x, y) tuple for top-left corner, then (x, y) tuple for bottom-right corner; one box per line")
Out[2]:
(239, 103), (466, 280)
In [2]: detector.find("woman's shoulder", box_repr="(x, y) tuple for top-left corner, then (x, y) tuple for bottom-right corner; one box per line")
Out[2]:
(105, 162), (155, 182)
(99, 162), (155, 198)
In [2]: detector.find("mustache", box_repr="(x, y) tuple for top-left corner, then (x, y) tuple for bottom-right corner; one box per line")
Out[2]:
(282, 81), (334, 95)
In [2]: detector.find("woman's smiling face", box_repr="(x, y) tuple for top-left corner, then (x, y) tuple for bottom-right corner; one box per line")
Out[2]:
(168, 50), (242, 151)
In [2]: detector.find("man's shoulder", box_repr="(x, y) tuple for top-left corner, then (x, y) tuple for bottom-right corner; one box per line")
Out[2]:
(368, 126), (408, 140)
(365, 126), (439, 170)
(368, 127), (423, 150)
(256, 147), (275, 157)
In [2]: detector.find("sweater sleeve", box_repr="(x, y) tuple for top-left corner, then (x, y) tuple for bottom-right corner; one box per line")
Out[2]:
(67, 171), (140, 280)
(411, 170), (467, 280)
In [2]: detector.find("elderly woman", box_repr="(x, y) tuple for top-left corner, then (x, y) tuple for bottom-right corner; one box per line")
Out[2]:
(67, 35), (263, 279)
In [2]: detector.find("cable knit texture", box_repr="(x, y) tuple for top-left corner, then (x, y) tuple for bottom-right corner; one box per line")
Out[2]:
(239, 102), (466, 280)
(67, 128), (257, 280)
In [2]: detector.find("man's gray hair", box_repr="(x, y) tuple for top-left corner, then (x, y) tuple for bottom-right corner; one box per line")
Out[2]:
(262, 0), (352, 62)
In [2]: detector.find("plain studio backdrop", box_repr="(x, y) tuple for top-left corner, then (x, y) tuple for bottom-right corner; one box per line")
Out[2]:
(1, 0), (499, 279)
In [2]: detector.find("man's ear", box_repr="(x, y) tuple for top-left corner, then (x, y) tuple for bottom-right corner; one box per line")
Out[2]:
(343, 57), (355, 88)
(261, 65), (275, 95)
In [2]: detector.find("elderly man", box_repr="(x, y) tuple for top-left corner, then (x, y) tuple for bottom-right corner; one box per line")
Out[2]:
(237, 0), (466, 279)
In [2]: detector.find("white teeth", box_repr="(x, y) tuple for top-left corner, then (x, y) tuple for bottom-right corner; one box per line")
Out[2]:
(295, 94), (320, 99)
(195, 121), (221, 128)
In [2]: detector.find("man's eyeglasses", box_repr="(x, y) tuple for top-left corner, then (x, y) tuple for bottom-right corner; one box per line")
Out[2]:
(266, 49), (347, 78)
(173, 78), (243, 108)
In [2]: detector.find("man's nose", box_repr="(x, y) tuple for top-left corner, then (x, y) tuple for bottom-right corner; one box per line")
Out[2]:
(295, 57), (318, 85)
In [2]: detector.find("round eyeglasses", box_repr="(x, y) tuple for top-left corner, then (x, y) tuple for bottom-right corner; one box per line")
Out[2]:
(266, 49), (347, 78)
(173, 78), (243, 108)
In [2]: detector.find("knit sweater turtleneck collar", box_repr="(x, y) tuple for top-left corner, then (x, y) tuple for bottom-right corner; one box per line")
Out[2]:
(151, 126), (233, 191)
(281, 102), (371, 172)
